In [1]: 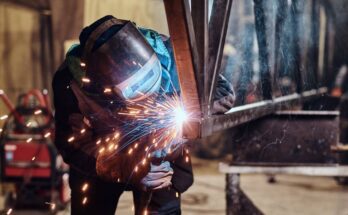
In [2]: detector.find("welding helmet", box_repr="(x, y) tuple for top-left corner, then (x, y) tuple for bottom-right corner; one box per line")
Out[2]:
(81, 18), (162, 101)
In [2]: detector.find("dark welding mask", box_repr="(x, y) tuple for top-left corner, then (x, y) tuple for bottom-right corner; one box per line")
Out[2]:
(82, 19), (162, 101)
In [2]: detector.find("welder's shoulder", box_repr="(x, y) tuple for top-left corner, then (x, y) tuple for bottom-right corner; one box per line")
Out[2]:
(52, 61), (79, 111)
(53, 61), (72, 89)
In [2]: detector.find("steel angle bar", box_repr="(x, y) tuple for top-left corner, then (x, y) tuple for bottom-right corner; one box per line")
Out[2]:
(201, 100), (275, 136)
(191, 0), (208, 116)
(164, 0), (201, 139)
(201, 86), (328, 135)
(219, 162), (348, 176)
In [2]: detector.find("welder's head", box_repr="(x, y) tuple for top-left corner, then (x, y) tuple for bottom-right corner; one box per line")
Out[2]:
(79, 16), (162, 102)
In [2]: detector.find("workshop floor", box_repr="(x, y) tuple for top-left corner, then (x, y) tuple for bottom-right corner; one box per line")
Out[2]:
(3, 157), (348, 215)
(117, 157), (348, 215)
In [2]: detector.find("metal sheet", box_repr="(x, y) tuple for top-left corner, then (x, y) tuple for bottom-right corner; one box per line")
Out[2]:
(229, 111), (339, 164)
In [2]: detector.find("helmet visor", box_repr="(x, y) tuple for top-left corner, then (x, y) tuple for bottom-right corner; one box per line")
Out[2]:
(113, 54), (162, 101)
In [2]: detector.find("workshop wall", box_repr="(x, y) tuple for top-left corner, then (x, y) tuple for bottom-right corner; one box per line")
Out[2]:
(0, 5), (43, 116)
(84, 0), (169, 35)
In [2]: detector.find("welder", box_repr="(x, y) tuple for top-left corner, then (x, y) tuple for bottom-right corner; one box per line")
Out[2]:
(52, 15), (235, 215)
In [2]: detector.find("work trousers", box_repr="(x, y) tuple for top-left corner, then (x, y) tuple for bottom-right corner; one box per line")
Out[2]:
(69, 169), (181, 215)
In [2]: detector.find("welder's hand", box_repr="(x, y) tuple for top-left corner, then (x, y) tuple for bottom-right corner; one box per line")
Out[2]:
(140, 162), (173, 191)
(212, 93), (235, 114)
(212, 74), (235, 114)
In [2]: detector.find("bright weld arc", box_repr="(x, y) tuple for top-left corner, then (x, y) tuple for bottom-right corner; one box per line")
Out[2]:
(173, 107), (188, 126)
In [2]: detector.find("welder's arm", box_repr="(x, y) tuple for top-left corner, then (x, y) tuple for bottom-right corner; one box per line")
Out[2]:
(212, 74), (235, 114)
(52, 70), (97, 176)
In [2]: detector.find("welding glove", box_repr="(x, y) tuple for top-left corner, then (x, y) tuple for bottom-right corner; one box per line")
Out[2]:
(212, 94), (235, 114)
(140, 161), (173, 191)
(149, 140), (187, 163)
(212, 74), (235, 114)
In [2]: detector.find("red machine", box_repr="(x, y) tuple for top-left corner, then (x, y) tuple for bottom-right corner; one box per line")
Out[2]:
(0, 90), (69, 212)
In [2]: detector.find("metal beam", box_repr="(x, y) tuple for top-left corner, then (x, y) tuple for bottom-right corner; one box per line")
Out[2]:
(290, 0), (304, 93)
(201, 88), (328, 136)
(225, 173), (264, 215)
(164, 0), (201, 139)
(183, 0), (201, 89)
(274, 0), (289, 94)
(220, 163), (348, 176)
(253, 0), (273, 100)
(207, 0), (233, 115)
(191, 0), (208, 116)
(309, 0), (320, 89)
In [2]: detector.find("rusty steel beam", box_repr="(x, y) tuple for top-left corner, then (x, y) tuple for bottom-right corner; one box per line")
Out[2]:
(225, 173), (264, 215)
(220, 163), (348, 176)
(253, 0), (273, 100)
(164, 0), (201, 139)
(191, 0), (209, 117)
(183, 0), (201, 89)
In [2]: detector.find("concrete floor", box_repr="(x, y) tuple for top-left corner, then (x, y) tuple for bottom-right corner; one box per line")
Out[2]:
(2, 157), (348, 215)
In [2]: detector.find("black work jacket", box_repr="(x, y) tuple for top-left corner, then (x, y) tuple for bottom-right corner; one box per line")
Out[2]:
(52, 63), (194, 193)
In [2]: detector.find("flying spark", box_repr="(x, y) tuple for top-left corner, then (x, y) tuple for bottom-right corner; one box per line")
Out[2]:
(0, 115), (8, 120)
(82, 197), (88, 205)
(68, 136), (75, 143)
(82, 77), (90, 83)
(34, 110), (42, 115)
(44, 132), (51, 138)
(6, 208), (12, 215)
(82, 183), (89, 192)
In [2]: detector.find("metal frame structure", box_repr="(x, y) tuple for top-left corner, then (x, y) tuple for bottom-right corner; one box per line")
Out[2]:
(164, 0), (335, 138)
(164, 0), (346, 214)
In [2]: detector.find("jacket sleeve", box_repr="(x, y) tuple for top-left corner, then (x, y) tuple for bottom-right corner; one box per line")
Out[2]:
(52, 64), (97, 176)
